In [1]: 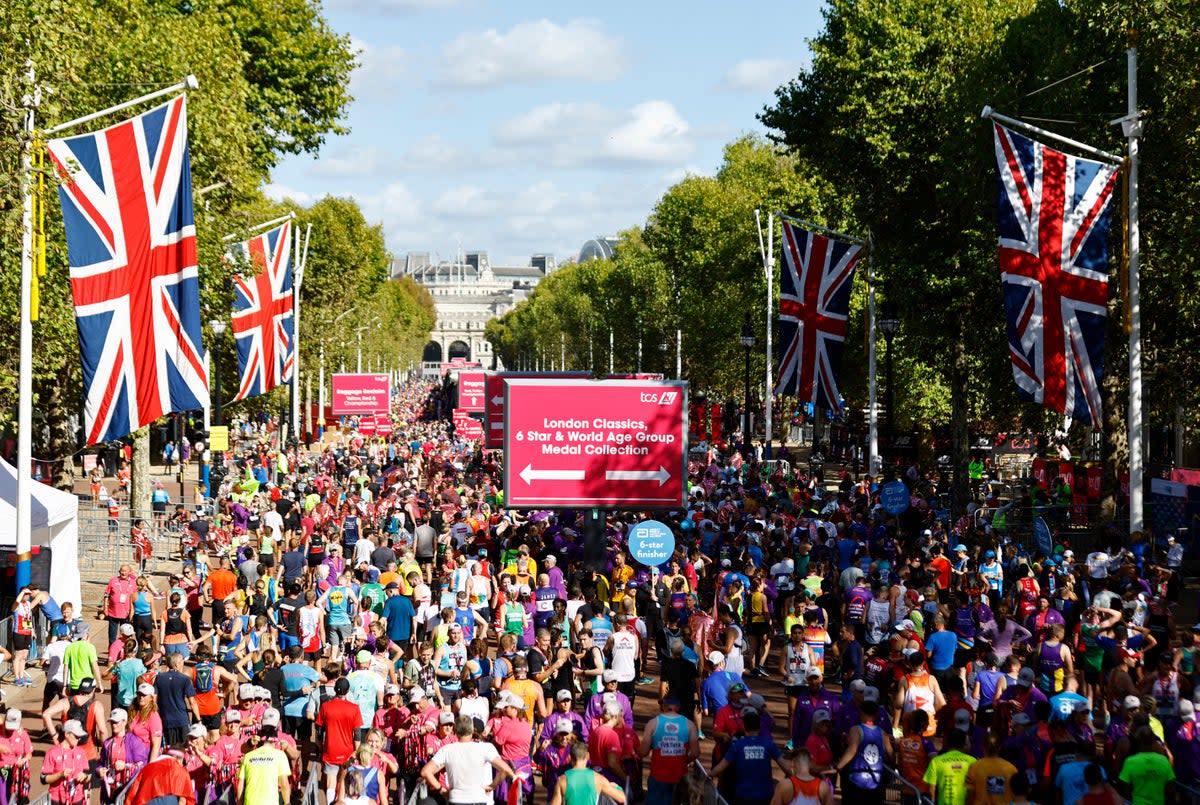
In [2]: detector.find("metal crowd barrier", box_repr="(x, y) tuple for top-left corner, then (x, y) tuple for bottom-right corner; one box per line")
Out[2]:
(1173, 780), (1200, 805)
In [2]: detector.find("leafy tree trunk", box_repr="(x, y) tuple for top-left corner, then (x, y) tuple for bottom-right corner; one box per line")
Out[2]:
(130, 427), (151, 516)
(1100, 292), (1127, 525)
(951, 323), (971, 512)
(43, 380), (76, 491)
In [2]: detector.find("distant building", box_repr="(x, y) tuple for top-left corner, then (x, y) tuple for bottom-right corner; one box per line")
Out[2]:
(397, 251), (558, 372)
(578, 237), (619, 263)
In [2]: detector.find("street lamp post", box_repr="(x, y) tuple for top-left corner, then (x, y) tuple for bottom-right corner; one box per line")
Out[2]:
(879, 302), (900, 474)
(740, 314), (756, 459)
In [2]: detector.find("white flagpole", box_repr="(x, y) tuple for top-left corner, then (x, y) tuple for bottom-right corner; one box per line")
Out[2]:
(981, 106), (1122, 165)
(291, 221), (301, 439)
(222, 212), (295, 242)
(755, 209), (775, 458)
(16, 63), (37, 591)
(1119, 48), (1144, 534)
(867, 233), (879, 476)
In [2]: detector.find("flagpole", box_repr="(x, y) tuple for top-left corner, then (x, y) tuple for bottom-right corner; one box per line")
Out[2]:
(775, 213), (865, 245)
(15, 63), (38, 591)
(221, 212), (296, 242)
(981, 106), (1122, 165)
(20, 72), (199, 591)
(293, 223), (311, 442)
(1118, 48), (1144, 534)
(755, 209), (775, 459)
(867, 232), (879, 477)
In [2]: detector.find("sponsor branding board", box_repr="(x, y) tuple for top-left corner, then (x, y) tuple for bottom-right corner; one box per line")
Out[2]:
(331, 373), (390, 415)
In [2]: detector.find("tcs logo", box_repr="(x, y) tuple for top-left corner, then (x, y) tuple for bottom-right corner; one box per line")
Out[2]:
(639, 390), (679, 406)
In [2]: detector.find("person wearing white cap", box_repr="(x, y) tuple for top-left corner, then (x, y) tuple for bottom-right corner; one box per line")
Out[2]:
(482, 692), (535, 804)
(236, 707), (292, 805)
(0, 708), (32, 793)
(1167, 699), (1200, 784)
(98, 706), (147, 797)
(584, 670), (633, 734)
(209, 711), (246, 788)
(41, 719), (90, 805)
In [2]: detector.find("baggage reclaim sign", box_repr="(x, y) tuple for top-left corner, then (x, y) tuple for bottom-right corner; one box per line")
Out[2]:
(503, 379), (688, 508)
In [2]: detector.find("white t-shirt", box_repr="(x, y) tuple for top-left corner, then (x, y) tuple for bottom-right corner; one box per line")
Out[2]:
(431, 740), (500, 803)
(457, 693), (491, 725)
(609, 630), (638, 682)
(263, 510), (284, 542)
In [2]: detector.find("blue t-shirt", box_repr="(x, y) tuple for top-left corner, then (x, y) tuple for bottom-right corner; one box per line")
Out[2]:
(701, 670), (742, 712)
(925, 629), (959, 671)
(1056, 759), (1104, 805)
(281, 662), (321, 718)
(726, 734), (781, 800)
(383, 595), (415, 642)
(1048, 691), (1090, 722)
(154, 670), (196, 729)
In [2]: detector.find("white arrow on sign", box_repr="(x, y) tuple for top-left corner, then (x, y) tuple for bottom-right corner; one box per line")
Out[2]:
(605, 465), (671, 486)
(491, 395), (504, 405)
(519, 464), (585, 485)
(490, 421), (503, 430)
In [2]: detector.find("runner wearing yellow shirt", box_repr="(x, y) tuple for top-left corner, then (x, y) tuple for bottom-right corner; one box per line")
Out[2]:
(923, 730), (974, 805)
(964, 734), (1016, 805)
(237, 725), (292, 805)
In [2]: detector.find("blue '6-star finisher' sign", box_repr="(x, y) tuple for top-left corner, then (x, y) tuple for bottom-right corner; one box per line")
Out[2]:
(881, 481), (910, 515)
(629, 520), (675, 566)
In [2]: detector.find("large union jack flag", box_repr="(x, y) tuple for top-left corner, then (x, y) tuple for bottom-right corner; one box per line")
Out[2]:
(993, 123), (1119, 425)
(229, 221), (294, 401)
(775, 216), (863, 411)
(47, 96), (208, 446)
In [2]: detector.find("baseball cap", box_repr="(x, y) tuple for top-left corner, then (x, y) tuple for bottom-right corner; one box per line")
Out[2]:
(601, 692), (617, 706)
(119, 623), (136, 637)
(895, 619), (916, 633)
(63, 720), (87, 738)
(385, 582), (400, 590)
(356, 650), (371, 665)
(602, 670), (618, 683)
(806, 668), (823, 680)
(255, 686), (271, 700)
(922, 529), (932, 536)
(188, 724), (208, 738)
(1072, 700), (1090, 714)
(850, 679), (867, 694)
(954, 710), (971, 731)
(812, 708), (832, 724)
(1124, 695), (1142, 710)
(385, 684), (400, 696)
(238, 683), (254, 700)
(1011, 712), (1032, 727)
(555, 719), (574, 734)
(75, 678), (97, 695)
(954, 544), (967, 553)
(1181, 700), (1196, 722)
(556, 689), (573, 702)
(261, 708), (282, 728)
(137, 683), (156, 697)
(107, 709), (126, 724)
(1017, 667), (1036, 687)
(707, 651), (725, 665)
(225, 710), (242, 723)
(438, 711), (455, 726)
(729, 682), (748, 695)
(334, 677), (351, 696)
(863, 686), (880, 703)
(409, 686), (427, 702)
(984, 550), (996, 559)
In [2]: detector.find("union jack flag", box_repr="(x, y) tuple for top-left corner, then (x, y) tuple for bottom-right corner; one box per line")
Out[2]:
(229, 221), (294, 401)
(993, 123), (1119, 425)
(47, 96), (208, 446)
(775, 216), (862, 411)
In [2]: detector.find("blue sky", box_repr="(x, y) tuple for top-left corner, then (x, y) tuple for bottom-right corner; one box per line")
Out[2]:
(267, 1), (824, 267)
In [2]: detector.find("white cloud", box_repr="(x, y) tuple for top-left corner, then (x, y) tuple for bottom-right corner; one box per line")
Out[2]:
(309, 144), (390, 179)
(350, 38), (409, 101)
(602, 101), (692, 163)
(435, 19), (625, 88)
(490, 100), (693, 167)
(263, 183), (314, 206)
(718, 58), (804, 92)
(430, 185), (501, 218)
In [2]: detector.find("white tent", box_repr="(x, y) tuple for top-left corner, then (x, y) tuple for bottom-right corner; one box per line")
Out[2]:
(0, 459), (83, 609)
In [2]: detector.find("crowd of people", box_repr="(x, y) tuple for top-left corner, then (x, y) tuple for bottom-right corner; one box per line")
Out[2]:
(7, 379), (1194, 805)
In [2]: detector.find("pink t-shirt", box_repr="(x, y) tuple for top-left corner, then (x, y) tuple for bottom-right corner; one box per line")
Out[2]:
(129, 712), (163, 750)
(105, 577), (138, 620)
(492, 716), (533, 761)
(42, 744), (90, 803)
(0, 728), (32, 767)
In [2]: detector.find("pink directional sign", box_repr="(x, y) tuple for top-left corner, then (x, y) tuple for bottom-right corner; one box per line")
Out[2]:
(503, 379), (688, 508)
(458, 371), (486, 413)
(485, 371), (590, 448)
(332, 373), (390, 415)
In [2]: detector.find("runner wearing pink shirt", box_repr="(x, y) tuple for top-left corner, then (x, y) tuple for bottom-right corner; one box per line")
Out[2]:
(101, 567), (138, 658)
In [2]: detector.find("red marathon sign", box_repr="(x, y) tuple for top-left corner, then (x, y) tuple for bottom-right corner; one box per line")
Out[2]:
(452, 409), (484, 441)
(458, 371), (486, 413)
(503, 379), (688, 508)
(484, 371), (589, 448)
